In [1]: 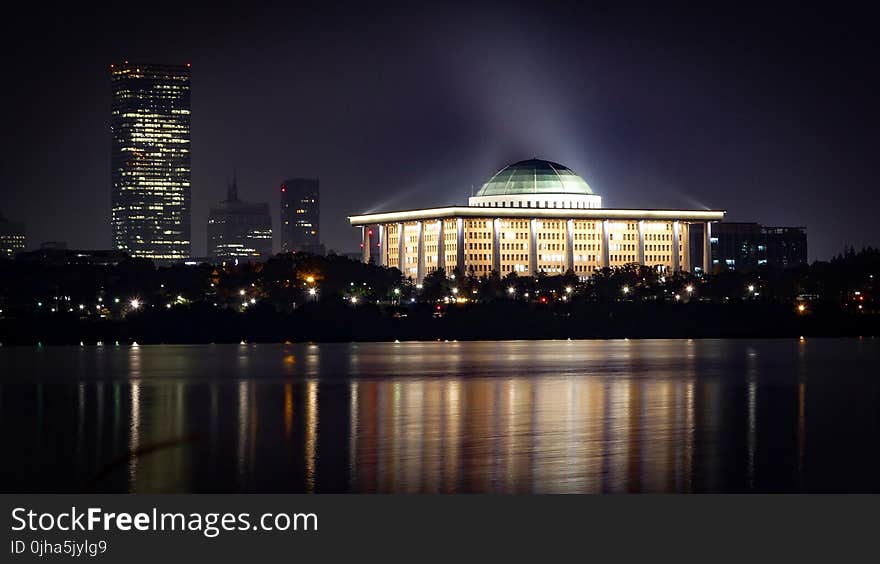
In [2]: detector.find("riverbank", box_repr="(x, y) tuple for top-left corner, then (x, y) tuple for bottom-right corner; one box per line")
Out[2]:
(1, 301), (876, 345)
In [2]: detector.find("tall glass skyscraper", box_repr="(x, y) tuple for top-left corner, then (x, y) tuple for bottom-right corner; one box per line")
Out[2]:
(111, 62), (191, 261)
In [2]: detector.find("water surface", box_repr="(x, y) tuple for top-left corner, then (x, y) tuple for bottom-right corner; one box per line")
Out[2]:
(1, 339), (877, 492)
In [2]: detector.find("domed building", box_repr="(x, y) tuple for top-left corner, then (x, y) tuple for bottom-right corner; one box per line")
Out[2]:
(468, 159), (601, 209)
(349, 158), (724, 281)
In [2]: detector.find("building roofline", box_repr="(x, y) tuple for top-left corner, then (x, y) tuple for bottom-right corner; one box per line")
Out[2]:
(349, 207), (726, 226)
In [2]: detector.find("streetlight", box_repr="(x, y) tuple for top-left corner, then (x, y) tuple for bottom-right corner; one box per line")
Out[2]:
(308, 287), (317, 297)
(685, 285), (694, 294)
(239, 289), (246, 296)
(622, 286), (630, 295)
(508, 287), (515, 295)
(748, 284), (755, 293)
(452, 288), (459, 295)
(565, 286), (573, 294)
(306, 276), (315, 284)
(129, 299), (141, 310)
(351, 296), (358, 304)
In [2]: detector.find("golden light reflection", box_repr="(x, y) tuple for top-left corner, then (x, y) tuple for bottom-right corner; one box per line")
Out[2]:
(304, 380), (318, 493)
(346, 372), (706, 493)
(284, 383), (294, 441)
(128, 382), (140, 488)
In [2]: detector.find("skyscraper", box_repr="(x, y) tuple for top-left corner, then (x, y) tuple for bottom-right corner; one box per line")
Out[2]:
(0, 211), (26, 259)
(207, 175), (273, 262)
(280, 178), (321, 253)
(110, 62), (191, 262)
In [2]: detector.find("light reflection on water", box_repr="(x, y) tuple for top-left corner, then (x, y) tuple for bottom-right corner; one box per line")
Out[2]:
(0, 339), (878, 493)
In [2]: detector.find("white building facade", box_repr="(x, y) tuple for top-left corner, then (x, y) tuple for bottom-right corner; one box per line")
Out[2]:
(350, 159), (724, 281)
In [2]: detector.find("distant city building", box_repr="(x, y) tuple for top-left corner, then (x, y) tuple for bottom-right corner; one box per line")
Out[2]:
(280, 178), (320, 253)
(110, 61), (191, 262)
(690, 222), (808, 272)
(763, 226), (808, 269)
(349, 159), (725, 280)
(16, 248), (129, 266)
(207, 175), (273, 262)
(0, 212), (26, 259)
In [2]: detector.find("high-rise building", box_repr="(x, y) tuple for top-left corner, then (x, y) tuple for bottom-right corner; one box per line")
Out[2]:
(207, 175), (273, 262)
(0, 211), (26, 259)
(110, 62), (191, 262)
(690, 222), (808, 272)
(280, 178), (321, 253)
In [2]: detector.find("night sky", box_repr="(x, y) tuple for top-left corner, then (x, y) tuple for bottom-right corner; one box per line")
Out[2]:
(1, 3), (877, 261)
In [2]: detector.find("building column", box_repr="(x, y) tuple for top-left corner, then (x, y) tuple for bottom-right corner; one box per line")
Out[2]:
(377, 224), (385, 266)
(672, 221), (681, 273)
(456, 218), (465, 274)
(680, 222), (690, 272)
(637, 220), (646, 266)
(492, 218), (501, 273)
(436, 219), (445, 273)
(362, 226), (371, 264)
(529, 218), (538, 276)
(565, 219), (575, 273)
(397, 223), (405, 276)
(601, 219), (611, 269)
(702, 221), (712, 274)
(416, 221), (425, 282)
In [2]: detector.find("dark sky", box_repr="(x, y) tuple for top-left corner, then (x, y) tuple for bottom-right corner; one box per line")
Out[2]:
(1, 2), (877, 260)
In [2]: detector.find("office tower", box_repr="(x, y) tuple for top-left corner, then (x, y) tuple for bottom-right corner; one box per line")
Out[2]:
(207, 175), (273, 262)
(691, 222), (808, 272)
(0, 211), (26, 259)
(280, 178), (321, 253)
(110, 61), (191, 262)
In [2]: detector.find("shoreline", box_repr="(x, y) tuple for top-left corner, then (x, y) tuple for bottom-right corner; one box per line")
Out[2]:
(3, 299), (877, 346)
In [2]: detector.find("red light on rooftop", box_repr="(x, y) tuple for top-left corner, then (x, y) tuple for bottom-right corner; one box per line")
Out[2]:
(186, 63), (191, 67)
(281, 186), (286, 192)
(368, 229), (373, 236)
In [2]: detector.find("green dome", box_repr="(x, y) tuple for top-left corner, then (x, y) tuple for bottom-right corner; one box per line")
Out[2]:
(476, 159), (594, 197)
